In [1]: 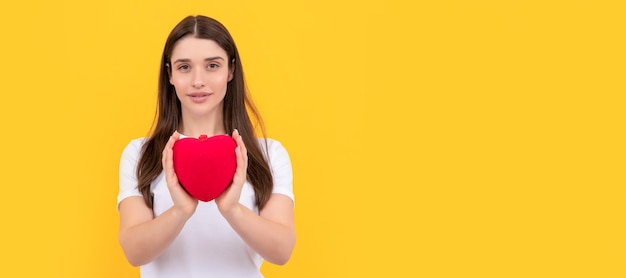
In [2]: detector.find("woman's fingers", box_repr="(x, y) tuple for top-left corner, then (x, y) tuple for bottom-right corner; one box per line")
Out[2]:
(163, 131), (180, 181)
(238, 131), (248, 165)
(158, 130), (197, 217)
(234, 129), (247, 158)
(232, 129), (247, 186)
(235, 129), (245, 161)
(164, 137), (173, 169)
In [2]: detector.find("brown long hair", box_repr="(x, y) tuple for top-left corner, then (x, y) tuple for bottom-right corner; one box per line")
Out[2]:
(136, 15), (273, 210)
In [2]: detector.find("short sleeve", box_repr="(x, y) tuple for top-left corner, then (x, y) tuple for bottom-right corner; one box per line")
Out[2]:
(117, 138), (145, 208)
(266, 139), (294, 203)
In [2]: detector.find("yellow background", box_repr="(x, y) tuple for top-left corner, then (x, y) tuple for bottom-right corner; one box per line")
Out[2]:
(0, 0), (624, 277)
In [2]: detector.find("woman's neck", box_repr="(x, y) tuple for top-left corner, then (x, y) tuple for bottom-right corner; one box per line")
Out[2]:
(179, 110), (226, 138)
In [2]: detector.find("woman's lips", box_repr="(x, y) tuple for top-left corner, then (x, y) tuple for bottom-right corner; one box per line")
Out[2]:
(188, 92), (212, 103)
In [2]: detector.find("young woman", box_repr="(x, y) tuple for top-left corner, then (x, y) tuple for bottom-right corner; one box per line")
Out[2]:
(117, 15), (295, 277)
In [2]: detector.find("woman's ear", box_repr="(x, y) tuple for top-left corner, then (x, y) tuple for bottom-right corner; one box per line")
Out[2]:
(166, 63), (173, 84)
(228, 59), (235, 82)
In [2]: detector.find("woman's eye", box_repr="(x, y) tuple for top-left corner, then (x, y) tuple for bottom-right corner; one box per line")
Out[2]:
(207, 63), (219, 70)
(177, 64), (190, 71)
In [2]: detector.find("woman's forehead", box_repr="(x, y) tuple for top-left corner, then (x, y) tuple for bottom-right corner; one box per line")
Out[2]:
(171, 37), (227, 61)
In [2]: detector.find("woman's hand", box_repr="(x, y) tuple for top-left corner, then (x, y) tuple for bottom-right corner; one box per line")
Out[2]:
(216, 129), (248, 217)
(162, 130), (198, 219)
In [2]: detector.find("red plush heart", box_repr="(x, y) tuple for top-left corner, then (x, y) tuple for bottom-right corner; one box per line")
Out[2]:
(172, 134), (237, 202)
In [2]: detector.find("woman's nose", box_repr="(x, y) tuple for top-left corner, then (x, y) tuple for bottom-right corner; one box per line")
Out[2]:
(193, 80), (205, 88)
(192, 71), (205, 88)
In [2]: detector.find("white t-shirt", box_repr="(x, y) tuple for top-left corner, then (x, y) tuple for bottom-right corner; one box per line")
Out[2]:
(118, 136), (294, 278)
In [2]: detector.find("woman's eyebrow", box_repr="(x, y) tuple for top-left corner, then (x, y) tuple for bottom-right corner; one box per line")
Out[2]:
(204, 56), (225, 61)
(172, 57), (225, 64)
(172, 58), (191, 64)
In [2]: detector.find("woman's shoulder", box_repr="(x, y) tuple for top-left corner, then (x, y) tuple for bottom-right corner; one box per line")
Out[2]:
(257, 137), (291, 161)
(130, 137), (147, 145)
(128, 137), (148, 148)
(258, 137), (287, 151)
(121, 137), (148, 156)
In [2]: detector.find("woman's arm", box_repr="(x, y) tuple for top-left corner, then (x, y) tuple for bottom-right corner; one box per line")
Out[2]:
(118, 132), (198, 266)
(118, 197), (194, 266)
(223, 194), (296, 265)
(221, 194), (295, 265)
(216, 130), (296, 265)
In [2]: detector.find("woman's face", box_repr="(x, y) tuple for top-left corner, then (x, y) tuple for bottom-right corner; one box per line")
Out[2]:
(169, 36), (233, 118)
